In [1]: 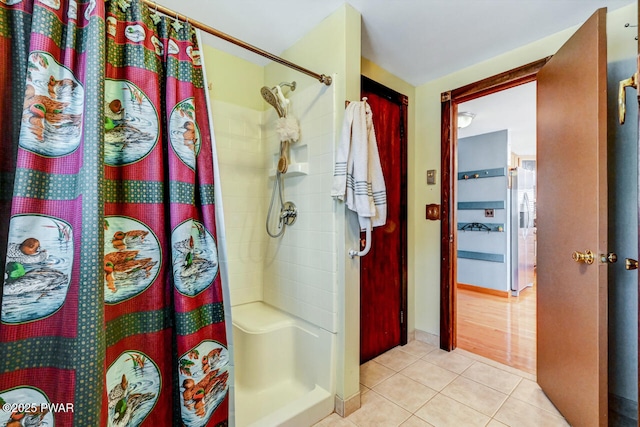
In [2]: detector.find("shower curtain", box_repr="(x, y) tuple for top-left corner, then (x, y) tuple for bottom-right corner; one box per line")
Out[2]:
(0, 1), (229, 426)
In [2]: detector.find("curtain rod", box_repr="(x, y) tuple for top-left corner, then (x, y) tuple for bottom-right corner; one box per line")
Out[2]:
(141, 0), (333, 86)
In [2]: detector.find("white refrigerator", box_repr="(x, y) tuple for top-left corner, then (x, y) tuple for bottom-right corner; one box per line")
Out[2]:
(510, 167), (536, 296)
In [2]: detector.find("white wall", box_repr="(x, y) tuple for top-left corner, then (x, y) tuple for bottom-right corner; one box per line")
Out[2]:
(213, 80), (337, 333)
(264, 3), (363, 405)
(211, 100), (267, 305)
(263, 82), (338, 333)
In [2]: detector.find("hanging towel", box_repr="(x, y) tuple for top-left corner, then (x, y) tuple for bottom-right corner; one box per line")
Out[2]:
(331, 98), (387, 230)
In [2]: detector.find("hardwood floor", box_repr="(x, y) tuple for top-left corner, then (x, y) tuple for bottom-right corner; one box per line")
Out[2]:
(456, 285), (536, 375)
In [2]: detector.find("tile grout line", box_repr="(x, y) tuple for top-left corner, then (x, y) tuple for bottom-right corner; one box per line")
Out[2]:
(354, 344), (569, 427)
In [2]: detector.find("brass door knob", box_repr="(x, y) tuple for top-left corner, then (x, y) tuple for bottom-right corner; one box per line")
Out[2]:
(600, 253), (618, 264)
(572, 250), (594, 265)
(625, 258), (638, 270)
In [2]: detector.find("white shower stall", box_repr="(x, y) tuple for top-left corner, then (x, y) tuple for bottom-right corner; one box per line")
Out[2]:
(210, 77), (338, 426)
(201, 5), (364, 424)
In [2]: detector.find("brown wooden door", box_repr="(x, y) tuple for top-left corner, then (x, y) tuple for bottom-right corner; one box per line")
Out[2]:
(637, 2), (640, 421)
(536, 8), (608, 426)
(359, 77), (408, 363)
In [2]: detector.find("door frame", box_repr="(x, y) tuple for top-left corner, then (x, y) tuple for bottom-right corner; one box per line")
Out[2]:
(439, 57), (551, 350)
(361, 75), (409, 351)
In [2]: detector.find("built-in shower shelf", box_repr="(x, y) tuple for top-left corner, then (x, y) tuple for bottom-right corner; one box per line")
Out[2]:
(268, 162), (309, 178)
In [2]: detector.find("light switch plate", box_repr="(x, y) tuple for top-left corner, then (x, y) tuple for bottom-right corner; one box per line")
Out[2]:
(427, 170), (436, 185)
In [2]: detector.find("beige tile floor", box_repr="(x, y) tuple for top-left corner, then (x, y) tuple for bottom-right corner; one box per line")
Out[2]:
(314, 340), (569, 427)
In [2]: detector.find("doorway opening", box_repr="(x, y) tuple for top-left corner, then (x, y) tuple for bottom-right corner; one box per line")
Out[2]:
(439, 57), (551, 365)
(455, 82), (537, 374)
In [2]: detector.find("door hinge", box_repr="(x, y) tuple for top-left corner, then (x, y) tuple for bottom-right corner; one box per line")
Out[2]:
(400, 310), (404, 323)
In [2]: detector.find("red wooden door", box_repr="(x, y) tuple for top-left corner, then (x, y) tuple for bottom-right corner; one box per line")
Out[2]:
(360, 77), (407, 363)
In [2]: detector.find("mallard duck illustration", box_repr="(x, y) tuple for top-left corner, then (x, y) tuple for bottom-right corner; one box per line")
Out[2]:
(104, 99), (125, 132)
(4, 407), (49, 427)
(106, 16), (117, 37)
(201, 348), (223, 373)
(108, 374), (129, 409)
(111, 230), (149, 250)
(7, 238), (48, 264)
(38, 0), (60, 10)
(104, 250), (157, 292)
(150, 35), (163, 55)
(84, 0), (96, 20)
(182, 368), (228, 417)
(112, 392), (155, 427)
(124, 24), (145, 44)
(173, 235), (195, 254)
(104, 99), (125, 127)
(67, 0), (77, 20)
(104, 123), (153, 150)
(104, 250), (138, 265)
(48, 75), (78, 101)
(104, 251), (156, 279)
(43, 109), (82, 127)
(24, 84), (68, 111)
(173, 236), (215, 278)
(22, 84), (82, 142)
(182, 121), (198, 152)
(186, 46), (201, 66)
(181, 255), (216, 278)
(3, 266), (67, 296)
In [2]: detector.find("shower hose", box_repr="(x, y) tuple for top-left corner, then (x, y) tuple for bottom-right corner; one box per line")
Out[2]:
(266, 171), (286, 238)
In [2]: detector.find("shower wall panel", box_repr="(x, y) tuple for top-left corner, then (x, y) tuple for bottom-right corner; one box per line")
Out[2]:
(211, 100), (267, 306)
(264, 83), (338, 333)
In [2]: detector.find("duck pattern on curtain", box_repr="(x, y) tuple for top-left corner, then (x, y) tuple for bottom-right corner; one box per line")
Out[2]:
(0, 1), (229, 426)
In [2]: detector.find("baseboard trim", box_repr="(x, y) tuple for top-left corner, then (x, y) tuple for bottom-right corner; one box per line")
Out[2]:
(609, 393), (638, 425)
(457, 282), (510, 298)
(415, 329), (440, 347)
(335, 392), (361, 418)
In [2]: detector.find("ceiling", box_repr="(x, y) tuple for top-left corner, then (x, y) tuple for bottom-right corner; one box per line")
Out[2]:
(458, 82), (537, 156)
(159, 0), (634, 86)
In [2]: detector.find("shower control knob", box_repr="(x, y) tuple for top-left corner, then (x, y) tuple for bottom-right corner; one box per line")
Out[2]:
(280, 201), (297, 226)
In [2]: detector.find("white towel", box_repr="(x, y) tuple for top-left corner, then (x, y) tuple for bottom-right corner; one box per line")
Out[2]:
(331, 98), (387, 230)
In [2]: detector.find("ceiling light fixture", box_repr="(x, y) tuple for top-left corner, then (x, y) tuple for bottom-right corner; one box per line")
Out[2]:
(457, 111), (475, 129)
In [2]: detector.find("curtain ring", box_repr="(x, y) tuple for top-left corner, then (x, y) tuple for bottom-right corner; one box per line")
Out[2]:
(154, 2), (157, 13)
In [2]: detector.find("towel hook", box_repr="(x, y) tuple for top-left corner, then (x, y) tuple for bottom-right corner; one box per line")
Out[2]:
(349, 221), (372, 258)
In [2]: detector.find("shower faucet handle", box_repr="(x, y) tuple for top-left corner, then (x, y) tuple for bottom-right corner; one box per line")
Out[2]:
(280, 202), (297, 226)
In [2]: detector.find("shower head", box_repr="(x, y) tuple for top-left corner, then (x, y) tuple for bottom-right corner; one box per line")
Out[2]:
(261, 81), (296, 118)
(261, 86), (285, 118)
